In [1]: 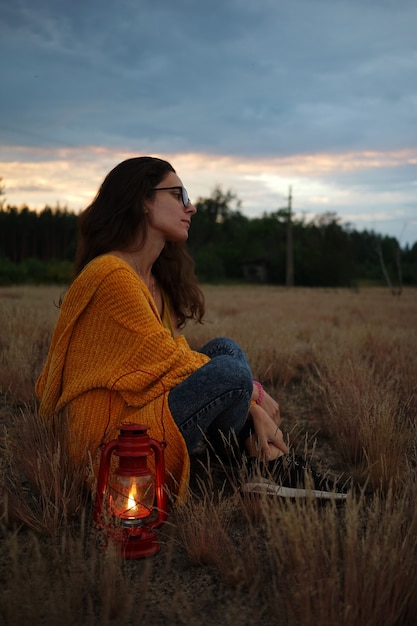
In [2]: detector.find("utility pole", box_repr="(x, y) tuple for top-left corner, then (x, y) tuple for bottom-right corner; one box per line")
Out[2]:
(286, 187), (294, 287)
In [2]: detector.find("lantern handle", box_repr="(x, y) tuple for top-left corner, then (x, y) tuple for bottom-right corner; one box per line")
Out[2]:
(149, 438), (168, 528)
(94, 438), (118, 525)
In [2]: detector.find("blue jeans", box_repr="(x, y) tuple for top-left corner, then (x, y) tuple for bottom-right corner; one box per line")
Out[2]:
(168, 338), (253, 456)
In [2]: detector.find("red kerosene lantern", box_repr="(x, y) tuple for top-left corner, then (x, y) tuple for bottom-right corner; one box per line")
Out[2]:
(94, 423), (167, 559)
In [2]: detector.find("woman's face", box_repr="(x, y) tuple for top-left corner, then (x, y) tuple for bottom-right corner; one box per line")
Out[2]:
(145, 171), (196, 243)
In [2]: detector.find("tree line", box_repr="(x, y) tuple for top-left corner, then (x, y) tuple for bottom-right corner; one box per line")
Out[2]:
(0, 188), (416, 288)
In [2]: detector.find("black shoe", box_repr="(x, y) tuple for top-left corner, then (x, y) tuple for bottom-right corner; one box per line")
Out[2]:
(241, 453), (349, 501)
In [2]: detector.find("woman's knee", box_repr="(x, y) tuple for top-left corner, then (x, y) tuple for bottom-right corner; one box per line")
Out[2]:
(208, 355), (252, 395)
(199, 337), (248, 362)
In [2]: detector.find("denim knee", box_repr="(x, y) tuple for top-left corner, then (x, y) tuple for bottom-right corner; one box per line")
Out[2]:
(168, 353), (253, 454)
(207, 354), (253, 397)
(199, 337), (252, 374)
(199, 337), (242, 358)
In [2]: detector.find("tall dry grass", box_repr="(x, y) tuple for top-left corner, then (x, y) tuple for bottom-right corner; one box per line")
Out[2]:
(0, 284), (416, 625)
(0, 286), (62, 403)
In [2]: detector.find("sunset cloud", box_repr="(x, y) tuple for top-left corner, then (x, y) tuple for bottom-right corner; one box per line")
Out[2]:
(0, 0), (416, 244)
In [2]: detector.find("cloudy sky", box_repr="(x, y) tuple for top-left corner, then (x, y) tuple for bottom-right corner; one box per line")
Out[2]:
(1, 0), (416, 246)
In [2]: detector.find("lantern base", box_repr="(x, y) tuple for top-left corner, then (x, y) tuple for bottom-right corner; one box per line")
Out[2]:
(112, 526), (160, 559)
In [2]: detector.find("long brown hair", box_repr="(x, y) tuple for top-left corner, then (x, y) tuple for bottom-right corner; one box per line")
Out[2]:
(73, 156), (205, 325)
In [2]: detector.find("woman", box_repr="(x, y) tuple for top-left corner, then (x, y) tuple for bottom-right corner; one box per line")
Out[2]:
(36, 156), (347, 502)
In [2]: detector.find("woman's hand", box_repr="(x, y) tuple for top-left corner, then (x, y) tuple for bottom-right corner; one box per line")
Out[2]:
(252, 384), (281, 426)
(260, 390), (281, 426)
(248, 403), (289, 461)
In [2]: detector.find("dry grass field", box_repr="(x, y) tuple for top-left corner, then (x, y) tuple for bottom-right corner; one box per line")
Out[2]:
(0, 284), (416, 625)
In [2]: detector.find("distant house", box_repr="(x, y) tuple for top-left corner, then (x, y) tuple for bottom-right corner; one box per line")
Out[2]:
(241, 259), (268, 283)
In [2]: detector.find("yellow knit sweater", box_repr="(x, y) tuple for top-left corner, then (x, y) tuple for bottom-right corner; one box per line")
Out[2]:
(35, 254), (210, 501)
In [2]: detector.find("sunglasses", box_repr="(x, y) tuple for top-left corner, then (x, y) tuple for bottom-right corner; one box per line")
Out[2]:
(151, 186), (190, 206)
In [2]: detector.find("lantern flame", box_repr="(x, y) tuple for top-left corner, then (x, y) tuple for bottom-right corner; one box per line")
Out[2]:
(109, 475), (154, 520)
(127, 484), (137, 513)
